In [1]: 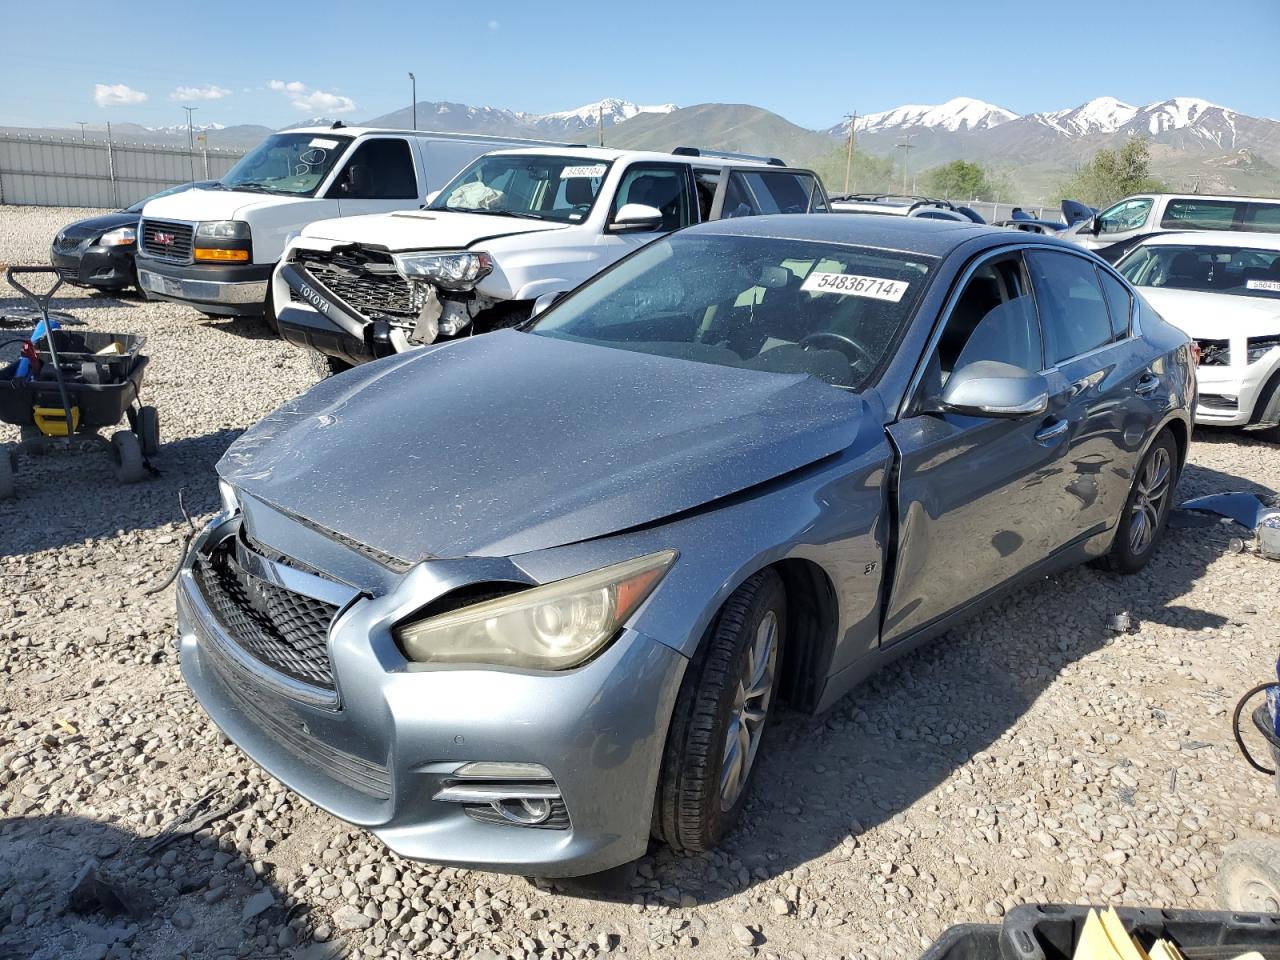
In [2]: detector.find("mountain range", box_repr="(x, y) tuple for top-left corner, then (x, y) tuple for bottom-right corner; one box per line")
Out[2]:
(4, 95), (1277, 199)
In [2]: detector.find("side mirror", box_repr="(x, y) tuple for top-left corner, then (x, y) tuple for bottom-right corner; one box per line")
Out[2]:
(340, 163), (369, 197)
(607, 203), (663, 233)
(531, 290), (569, 318)
(939, 361), (1049, 419)
(423, 189), (441, 206)
(1088, 216), (1101, 235)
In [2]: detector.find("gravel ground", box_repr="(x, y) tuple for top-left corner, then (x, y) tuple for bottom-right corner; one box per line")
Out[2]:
(3, 204), (1280, 960)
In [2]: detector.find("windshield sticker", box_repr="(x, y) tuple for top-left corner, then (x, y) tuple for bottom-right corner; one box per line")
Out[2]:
(562, 164), (607, 179)
(308, 138), (339, 149)
(1247, 279), (1280, 293)
(802, 272), (909, 302)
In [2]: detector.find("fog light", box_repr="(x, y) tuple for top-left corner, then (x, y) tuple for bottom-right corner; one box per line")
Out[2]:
(433, 765), (569, 829)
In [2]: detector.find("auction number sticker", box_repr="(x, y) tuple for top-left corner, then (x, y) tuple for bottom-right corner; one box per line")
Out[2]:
(562, 164), (607, 178)
(1247, 279), (1280, 293)
(309, 138), (340, 149)
(801, 272), (909, 302)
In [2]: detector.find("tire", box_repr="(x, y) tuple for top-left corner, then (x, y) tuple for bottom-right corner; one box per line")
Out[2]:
(0, 449), (15, 500)
(1098, 429), (1179, 574)
(110, 430), (147, 484)
(262, 282), (279, 335)
(19, 426), (46, 455)
(1219, 838), (1280, 912)
(655, 569), (786, 853)
(306, 351), (352, 381)
(136, 406), (160, 457)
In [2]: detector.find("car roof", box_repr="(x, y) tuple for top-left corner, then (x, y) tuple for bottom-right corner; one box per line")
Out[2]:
(1136, 231), (1280, 251)
(482, 145), (782, 169)
(687, 213), (999, 255)
(1118, 192), (1280, 204)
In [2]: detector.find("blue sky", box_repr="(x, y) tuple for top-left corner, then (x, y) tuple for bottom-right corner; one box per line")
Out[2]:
(3, 0), (1277, 130)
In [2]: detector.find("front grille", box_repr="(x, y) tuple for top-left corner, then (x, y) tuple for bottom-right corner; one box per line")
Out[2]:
(294, 247), (416, 320)
(194, 543), (337, 689)
(1197, 338), (1230, 366)
(141, 219), (194, 262)
(53, 233), (86, 253)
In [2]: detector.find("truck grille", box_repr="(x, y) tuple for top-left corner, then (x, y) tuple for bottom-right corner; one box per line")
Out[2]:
(294, 247), (417, 320)
(141, 219), (194, 262)
(194, 542), (338, 690)
(1197, 338), (1229, 366)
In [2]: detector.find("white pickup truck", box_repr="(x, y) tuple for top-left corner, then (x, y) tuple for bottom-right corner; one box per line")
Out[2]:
(134, 125), (562, 324)
(272, 146), (830, 368)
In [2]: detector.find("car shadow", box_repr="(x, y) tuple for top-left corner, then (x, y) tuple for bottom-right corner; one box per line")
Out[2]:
(554, 454), (1274, 905)
(0, 811), (321, 959)
(195, 314), (281, 342)
(0, 428), (239, 559)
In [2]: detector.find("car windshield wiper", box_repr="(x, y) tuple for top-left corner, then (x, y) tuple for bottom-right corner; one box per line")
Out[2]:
(225, 181), (283, 195)
(435, 206), (545, 221)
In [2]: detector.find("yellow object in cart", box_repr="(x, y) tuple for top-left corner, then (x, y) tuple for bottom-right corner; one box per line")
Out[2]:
(33, 404), (80, 436)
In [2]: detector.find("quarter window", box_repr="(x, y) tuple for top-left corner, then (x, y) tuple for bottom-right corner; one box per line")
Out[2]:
(1244, 203), (1280, 234)
(1025, 250), (1113, 365)
(1097, 268), (1133, 339)
(1160, 198), (1243, 230)
(612, 164), (693, 232)
(1097, 198), (1153, 234)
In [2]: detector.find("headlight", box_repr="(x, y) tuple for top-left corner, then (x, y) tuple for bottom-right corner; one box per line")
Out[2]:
(98, 226), (136, 247)
(394, 550), (677, 670)
(392, 250), (493, 290)
(1246, 337), (1280, 364)
(195, 220), (251, 241)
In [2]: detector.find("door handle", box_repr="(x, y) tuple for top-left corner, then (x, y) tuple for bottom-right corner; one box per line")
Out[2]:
(1134, 373), (1160, 396)
(1034, 419), (1069, 444)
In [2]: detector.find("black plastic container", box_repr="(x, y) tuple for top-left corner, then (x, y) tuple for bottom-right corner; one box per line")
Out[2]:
(0, 330), (149, 430)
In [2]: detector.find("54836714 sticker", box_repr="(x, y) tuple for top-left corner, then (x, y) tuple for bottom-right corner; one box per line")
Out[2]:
(801, 272), (909, 302)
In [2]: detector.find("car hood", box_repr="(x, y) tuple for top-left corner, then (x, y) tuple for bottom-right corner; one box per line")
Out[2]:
(1139, 288), (1280, 339)
(299, 208), (567, 250)
(141, 186), (317, 222)
(58, 211), (137, 241)
(218, 331), (863, 562)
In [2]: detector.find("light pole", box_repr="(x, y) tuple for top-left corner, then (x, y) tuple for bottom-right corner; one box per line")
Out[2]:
(843, 111), (858, 195)
(183, 106), (198, 182)
(77, 121), (87, 140)
(895, 140), (914, 194)
(408, 72), (416, 130)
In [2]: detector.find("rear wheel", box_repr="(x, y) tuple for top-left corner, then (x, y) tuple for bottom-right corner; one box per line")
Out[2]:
(655, 569), (786, 853)
(1098, 430), (1178, 574)
(19, 426), (45, 455)
(110, 430), (147, 484)
(0, 449), (15, 500)
(135, 406), (160, 457)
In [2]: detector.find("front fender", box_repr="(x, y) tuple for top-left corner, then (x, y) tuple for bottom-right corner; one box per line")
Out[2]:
(512, 278), (576, 302)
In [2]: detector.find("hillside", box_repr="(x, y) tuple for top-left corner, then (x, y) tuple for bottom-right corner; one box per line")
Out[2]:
(603, 103), (837, 165)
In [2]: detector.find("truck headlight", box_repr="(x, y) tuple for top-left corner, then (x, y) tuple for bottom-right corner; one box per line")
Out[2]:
(392, 250), (493, 290)
(394, 550), (676, 670)
(98, 226), (136, 247)
(1246, 336), (1280, 364)
(195, 220), (251, 241)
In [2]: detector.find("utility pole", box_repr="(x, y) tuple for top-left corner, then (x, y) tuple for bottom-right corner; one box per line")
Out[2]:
(598, 104), (605, 147)
(408, 72), (417, 130)
(843, 111), (857, 194)
(77, 121), (87, 140)
(895, 140), (914, 194)
(183, 106), (198, 183)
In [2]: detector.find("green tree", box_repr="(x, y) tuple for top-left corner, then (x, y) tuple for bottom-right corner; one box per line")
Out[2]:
(1058, 137), (1166, 207)
(921, 160), (994, 200)
(810, 145), (897, 196)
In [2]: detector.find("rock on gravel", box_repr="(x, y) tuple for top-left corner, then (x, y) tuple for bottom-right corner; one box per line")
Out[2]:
(2, 204), (1280, 960)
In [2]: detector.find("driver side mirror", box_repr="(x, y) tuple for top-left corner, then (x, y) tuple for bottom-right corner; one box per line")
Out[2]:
(340, 163), (369, 198)
(938, 361), (1049, 418)
(423, 189), (441, 206)
(531, 290), (570, 318)
(607, 203), (663, 233)
(1088, 215), (1101, 235)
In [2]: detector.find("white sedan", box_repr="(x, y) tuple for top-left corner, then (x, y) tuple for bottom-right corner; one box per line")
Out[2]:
(1117, 232), (1280, 440)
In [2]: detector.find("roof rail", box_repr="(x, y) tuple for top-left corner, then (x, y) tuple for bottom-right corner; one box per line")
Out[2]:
(831, 193), (957, 210)
(671, 146), (786, 167)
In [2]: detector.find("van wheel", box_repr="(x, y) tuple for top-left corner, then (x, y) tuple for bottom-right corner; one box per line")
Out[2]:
(306, 352), (352, 381)
(1098, 430), (1178, 574)
(262, 283), (279, 335)
(655, 569), (786, 853)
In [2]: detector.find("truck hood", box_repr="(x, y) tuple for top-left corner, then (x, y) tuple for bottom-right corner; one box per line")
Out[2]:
(1139, 288), (1280, 339)
(141, 186), (317, 222)
(218, 330), (863, 562)
(299, 209), (567, 251)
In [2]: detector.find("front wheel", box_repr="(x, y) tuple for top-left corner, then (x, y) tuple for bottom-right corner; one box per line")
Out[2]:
(655, 569), (786, 853)
(110, 430), (147, 484)
(1098, 430), (1178, 574)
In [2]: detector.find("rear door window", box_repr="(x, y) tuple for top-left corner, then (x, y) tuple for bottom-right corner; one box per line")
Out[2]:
(1160, 198), (1244, 230)
(1243, 203), (1280, 234)
(720, 170), (827, 217)
(1025, 249), (1113, 364)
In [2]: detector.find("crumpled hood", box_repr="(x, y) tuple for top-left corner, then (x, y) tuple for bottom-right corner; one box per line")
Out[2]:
(299, 208), (566, 251)
(1140, 288), (1280, 339)
(218, 331), (863, 562)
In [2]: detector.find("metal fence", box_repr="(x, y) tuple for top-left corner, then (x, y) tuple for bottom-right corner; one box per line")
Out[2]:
(0, 134), (246, 208)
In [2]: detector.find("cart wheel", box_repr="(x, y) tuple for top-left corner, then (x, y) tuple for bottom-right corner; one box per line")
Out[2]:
(19, 426), (46, 456)
(136, 406), (160, 457)
(0, 449), (15, 500)
(110, 430), (147, 484)
(1219, 838), (1280, 911)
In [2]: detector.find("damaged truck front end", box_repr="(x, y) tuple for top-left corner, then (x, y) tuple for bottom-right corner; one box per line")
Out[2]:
(275, 244), (510, 367)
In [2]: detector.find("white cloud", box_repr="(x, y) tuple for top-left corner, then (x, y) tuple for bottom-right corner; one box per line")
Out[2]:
(169, 84), (232, 102)
(268, 79), (357, 114)
(487, 19), (500, 30)
(94, 83), (147, 107)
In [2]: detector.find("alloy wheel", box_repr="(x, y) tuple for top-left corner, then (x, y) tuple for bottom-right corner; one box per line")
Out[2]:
(1129, 446), (1172, 555)
(719, 610), (778, 810)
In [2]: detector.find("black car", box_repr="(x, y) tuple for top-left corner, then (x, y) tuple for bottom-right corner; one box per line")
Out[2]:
(50, 182), (214, 292)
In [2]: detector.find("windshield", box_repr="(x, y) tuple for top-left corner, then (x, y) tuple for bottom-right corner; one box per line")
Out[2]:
(219, 133), (353, 196)
(429, 154), (611, 223)
(529, 233), (933, 389)
(1117, 243), (1280, 299)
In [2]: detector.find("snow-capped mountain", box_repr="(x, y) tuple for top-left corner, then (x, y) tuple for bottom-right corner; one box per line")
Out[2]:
(147, 121), (227, 134)
(535, 98), (676, 133)
(1030, 96), (1138, 136)
(361, 98), (678, 137)
(831, 97), (1017, 135)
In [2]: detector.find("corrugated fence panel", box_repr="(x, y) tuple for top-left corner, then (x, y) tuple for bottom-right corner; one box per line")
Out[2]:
(0, 134), (245, 207)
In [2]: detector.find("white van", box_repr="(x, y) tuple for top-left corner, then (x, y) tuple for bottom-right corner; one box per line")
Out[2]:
(1061, 193), (1280, 262)
(135, 125), (563, 324)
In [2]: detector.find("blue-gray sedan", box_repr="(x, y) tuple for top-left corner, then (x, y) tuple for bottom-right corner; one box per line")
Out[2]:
(177, 216), (1195, 876)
